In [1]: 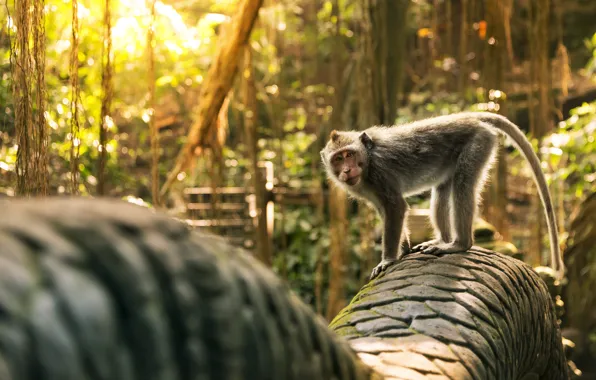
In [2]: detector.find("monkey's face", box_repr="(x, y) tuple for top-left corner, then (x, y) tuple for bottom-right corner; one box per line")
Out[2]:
(321, 129), (372, 188)
(329, 149), (364, 186)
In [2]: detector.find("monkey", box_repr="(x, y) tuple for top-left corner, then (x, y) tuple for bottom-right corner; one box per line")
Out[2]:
(320, 111), (564, 280)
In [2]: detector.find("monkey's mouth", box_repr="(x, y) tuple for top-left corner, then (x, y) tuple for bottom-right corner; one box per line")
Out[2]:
(345, 176), (360, 186)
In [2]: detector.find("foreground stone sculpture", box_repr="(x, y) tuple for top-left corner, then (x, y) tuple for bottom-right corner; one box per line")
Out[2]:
(330, 247), (569, 379)
(0, 198), (376, 380)
(0, 198), (568, 379)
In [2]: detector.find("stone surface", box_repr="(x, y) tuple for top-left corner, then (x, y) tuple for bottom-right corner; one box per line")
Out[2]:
(329, 247), (569, 380)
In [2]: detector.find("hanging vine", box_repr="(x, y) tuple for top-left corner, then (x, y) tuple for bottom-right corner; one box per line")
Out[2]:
(554, 0), (570, 100)
(271, 0), (287, 278)
(97, 0), (113, 195)
(10, 0), (48, 196)
(554, 0), (569, 239)
(503, 0), (515, 68)
(147, 0), (160, 206)
(458, 0), (469, 95)
(70, 0), (81, 194)
(242, 46), (272, 266)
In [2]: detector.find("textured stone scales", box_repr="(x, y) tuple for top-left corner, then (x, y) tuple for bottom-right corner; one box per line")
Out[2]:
(0, 198), (377, 380)
(329, 247), (569, 379)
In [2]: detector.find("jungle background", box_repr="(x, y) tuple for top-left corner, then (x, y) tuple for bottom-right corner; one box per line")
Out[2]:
(1, 0), (596, 376)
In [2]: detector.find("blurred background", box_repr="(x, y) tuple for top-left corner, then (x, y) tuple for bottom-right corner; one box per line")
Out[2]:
(1, 0), (595, 375)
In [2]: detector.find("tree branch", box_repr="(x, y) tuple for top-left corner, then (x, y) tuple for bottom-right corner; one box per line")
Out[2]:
(160, 0), (264, 198)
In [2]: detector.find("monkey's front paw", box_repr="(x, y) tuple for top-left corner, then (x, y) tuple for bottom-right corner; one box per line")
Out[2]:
(370, 259), (398, 280)
(415, 242), (470, 255)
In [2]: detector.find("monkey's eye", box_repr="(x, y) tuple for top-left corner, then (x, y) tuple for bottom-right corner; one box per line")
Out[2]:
(333, 155), (343, 163)
(345, 151), (354, 158)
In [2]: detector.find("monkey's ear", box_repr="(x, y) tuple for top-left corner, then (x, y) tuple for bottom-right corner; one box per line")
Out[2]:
(360, 132), (374, 149)
(330, 130), (340, 142)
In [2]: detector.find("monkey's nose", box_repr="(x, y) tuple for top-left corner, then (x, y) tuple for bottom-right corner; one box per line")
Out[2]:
(343, 168), (351, 174)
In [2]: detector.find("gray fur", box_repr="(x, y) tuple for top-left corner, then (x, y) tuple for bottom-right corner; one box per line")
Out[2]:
(321, 112), (563, 280)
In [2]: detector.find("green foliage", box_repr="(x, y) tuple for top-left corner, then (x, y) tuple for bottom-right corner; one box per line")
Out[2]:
(397, 93), (468, 123)
(1, 0), (226, 194)
(272, 203), (373, 311)
(273, 206), (328, 305)
(585, 32), (596, 75)
(545, 102), (596, 199)
(544, 34), (596, 202)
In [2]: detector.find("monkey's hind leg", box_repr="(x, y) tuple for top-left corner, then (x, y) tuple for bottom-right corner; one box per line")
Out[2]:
(412, 179), (453, 253)
(416, 132), (497, 255)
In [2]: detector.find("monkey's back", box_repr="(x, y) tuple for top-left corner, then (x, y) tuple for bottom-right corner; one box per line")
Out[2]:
(364, 115), (498, 195)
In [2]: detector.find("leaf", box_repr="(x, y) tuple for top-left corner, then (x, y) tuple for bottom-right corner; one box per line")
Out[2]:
(417, 28), (432, 38)
(156, 75), (175, 87)
(299, 219), (312, 232)
(477, 20), (487, 40)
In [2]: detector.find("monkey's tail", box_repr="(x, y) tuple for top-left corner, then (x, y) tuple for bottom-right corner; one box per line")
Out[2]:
(479, 112), (564, 281)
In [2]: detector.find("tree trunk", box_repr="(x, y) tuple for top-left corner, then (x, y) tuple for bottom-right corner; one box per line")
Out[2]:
(160, 0), (264, 198)
(563, 193), (596, 345)
(368, 0), (410, 122)
(97, 0), (113, 196)
(527, 0), (552, 266)
(12, 0), (49, 196)
(351, 0), (410, 286)
(446, 0), (453, 59)
(205, 156), (219, 232)
(356, 0), (381, 284)
(481, 0), (510, 241)
(302, 0), (326, 314)
(148, 0), (160, 207)
(554, 0), (569, 239)
(458, 0), (469, 96)
(326, 0), (349, 322)
(242, 47), (272, 266)
(327, 188), (348, 321)
(70, 0), (81, 194)
(269, 0), (288, 278)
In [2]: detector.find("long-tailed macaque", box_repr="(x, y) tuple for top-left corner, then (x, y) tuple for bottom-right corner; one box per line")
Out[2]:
(320, 112), (563, 280)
